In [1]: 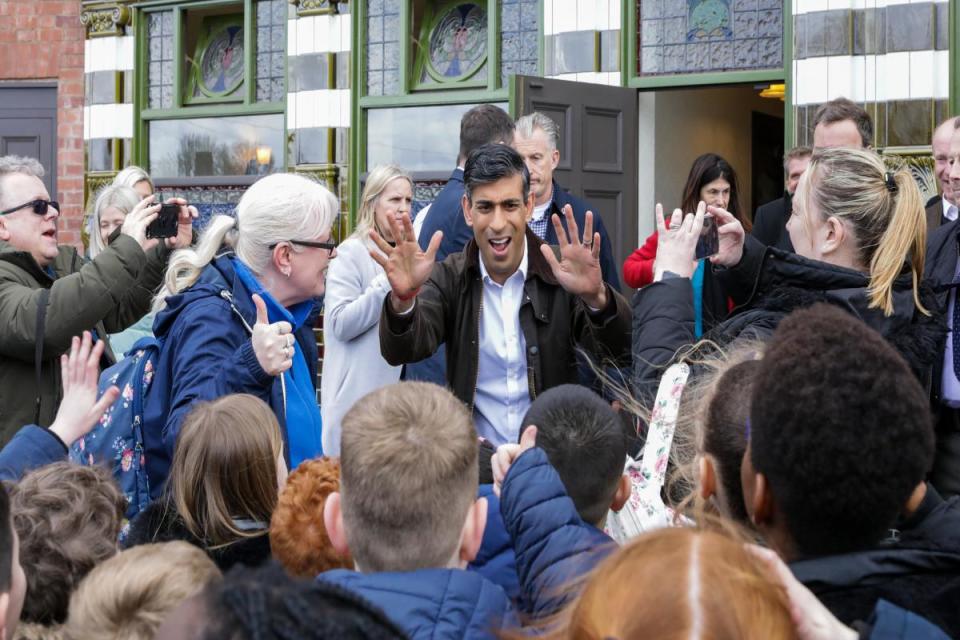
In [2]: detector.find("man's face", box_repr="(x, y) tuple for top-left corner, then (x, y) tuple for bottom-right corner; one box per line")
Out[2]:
(813, 119), (864, 149)
(948, 130), (960, 205)
(785, 155), (811, 195)
(462, 174), (533, 285)
(0, 174), (59, 267)
(933, 122), (957, 204)
(513, 128), (559, 207)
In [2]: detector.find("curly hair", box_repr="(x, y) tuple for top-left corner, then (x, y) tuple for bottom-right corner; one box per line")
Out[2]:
(749, 304), (934, 557)
(270, 458), (352, 578)
(10, 462), (126, 624)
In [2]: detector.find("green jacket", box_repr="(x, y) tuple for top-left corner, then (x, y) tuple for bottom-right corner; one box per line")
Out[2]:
(0, 234), (168, 442)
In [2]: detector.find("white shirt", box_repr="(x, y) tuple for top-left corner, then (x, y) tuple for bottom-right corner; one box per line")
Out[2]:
(532, 200), (550, 222)
(943, 197), (958, 223)
(474, 239), (530, 445)
(942, 257), (960, 407)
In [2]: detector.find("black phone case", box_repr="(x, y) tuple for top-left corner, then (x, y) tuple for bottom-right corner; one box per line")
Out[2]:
(146, 205), (179, 239)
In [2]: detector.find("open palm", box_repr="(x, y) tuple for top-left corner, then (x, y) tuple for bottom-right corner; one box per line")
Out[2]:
(540, 205), (605, 306)
(369, 213), (442, 297)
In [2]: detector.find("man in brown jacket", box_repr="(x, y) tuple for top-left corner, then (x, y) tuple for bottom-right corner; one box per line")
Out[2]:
(0, 156), (194, 441)
(372, 144), (631, 446)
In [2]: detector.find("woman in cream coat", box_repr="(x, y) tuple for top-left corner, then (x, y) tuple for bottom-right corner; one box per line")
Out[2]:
(320, 165), (413, 454)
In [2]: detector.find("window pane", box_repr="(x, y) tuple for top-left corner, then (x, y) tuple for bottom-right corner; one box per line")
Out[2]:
(500, 0), (539, 85)
(366, 0), (400, 96)
(366, 103), (507, 172)
(147, 10), (175, 109)
(149, 114), (284, 178)
(637, 0), (782, 76)
(256, 0), (286, 102)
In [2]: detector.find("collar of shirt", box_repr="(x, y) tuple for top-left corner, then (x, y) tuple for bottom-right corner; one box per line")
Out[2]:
(943, 197), (958, 222)
(531, 185), (554, 222)
(478, 235), (528, 285)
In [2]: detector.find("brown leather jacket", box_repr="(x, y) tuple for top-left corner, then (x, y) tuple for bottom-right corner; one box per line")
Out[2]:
(379, 228), (631, 414)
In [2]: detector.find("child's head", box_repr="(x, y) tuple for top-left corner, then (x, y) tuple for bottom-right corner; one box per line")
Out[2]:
(64, 541), (221, 640)
(520, 385), (630, 526)
(153, 562), (406, 640)
(270, 457), (352, 578)
(745, 304), (934, 559)
(695, 355), (761, 523)
(10, 462), (125, 624)
(325, 382), (484, 573)
(0, 485), (24, 640)
(171, 394), (285, 547)
(549, 527), (795, 639)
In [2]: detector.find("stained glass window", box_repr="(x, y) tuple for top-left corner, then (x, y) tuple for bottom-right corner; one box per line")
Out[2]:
(500, 0), (539, 85)
(366, 0), (401, 96)
(637, 0), (782, 76)
(256, 0), (286, 102)
(420, 3), (487, 84)
(147, 11), (174, 109)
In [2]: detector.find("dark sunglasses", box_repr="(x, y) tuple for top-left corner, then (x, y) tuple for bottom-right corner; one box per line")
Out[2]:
(268, 239), (337, 253)
(0, 199), (60, 216)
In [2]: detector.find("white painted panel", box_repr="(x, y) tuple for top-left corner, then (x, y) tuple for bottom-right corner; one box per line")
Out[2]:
(287, 19), (298, 57)
(315, 14), (333, 53)
(287, 92), (298, 129)
(576, 0), (594, 32)
(881, 51), (911, 101)
(609, 0), (621, 30)
(83, 106), (91, 140)
(117, 36), (135, 71)
(296, 15), (316, 56)
(338, 89), (351, 128)
(553, 0), (577, 34)
(115, 103), (133, 139)
(339, 13), (352, 53)
(909, 50), (934, 98)
(934, 50), (949, 99)
(827, 56), (853, 102)
(795, 57), (829, 104)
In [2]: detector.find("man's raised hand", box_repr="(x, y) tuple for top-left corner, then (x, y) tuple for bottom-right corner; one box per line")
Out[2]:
(369, 212), (442, 313)
(539, 205), (607, 310)
(492, 425), (538, 497)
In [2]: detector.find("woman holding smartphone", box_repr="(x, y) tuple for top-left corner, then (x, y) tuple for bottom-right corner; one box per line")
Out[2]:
(320, 165), (412, 456)
(623, 153), (747, 335)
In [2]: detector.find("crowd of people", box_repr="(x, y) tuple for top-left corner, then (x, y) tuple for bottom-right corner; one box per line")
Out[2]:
(0, 96), (956, 638)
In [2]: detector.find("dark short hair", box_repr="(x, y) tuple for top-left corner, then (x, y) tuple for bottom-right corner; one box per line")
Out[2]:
(463, 143), (530, 204)
(459, 104), (515, 163)
(520, 385), (627, 525)
(813, 97), (874, 147)
(197, 562), (406, 640)
(749, 304), (934, 557)
(0, 489), (11, 594)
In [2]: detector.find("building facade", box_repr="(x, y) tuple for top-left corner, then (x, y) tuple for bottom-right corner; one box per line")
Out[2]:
(0, 0), (956, 253)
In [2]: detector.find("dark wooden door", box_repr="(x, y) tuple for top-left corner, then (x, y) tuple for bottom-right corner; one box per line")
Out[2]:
(0, 84), (57, 196)
(514, 76), (638, 293)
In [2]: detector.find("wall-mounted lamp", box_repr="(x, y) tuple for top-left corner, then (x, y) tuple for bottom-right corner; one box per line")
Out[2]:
(759, 83), (785, 101)
(256, 146), (273, 166)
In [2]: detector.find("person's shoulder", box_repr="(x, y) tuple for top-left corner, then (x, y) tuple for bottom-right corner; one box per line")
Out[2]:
(926, 194), (943, 211)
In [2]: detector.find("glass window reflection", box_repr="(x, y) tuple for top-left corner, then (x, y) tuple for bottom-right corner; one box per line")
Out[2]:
(149, 114), (284, 178)
(366, 103), (508, 172)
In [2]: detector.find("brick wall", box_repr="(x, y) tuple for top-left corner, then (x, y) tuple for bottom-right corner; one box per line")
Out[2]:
(0, 0), (86, 248)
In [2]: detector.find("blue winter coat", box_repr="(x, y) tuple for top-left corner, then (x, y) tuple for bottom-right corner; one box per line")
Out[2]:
(468, 486), (520, 602)
(143, 254), (319, 497)
(0, 425), (67, 482)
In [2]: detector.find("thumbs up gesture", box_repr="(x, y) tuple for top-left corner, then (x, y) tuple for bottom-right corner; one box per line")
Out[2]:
(251, 293), (295, 377)
(492, 426), (538, 497)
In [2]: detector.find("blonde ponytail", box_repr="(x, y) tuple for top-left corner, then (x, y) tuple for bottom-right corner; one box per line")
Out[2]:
(868, 167), (928, 316)
(152, 215), (238, 311)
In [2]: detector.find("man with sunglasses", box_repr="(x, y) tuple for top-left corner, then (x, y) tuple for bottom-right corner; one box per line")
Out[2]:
(0, 156), (195, 443)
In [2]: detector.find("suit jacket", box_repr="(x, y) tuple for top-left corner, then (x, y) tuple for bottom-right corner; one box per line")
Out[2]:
(751, 193), (794, 252)
(418, 168), (470, 262)
(927, 195), (946, 234)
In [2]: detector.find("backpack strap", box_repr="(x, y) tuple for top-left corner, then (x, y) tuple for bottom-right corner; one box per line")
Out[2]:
(33, 288), (51, 425)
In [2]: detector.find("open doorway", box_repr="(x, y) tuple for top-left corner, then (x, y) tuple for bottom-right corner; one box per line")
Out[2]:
(637, 83), (785, 241)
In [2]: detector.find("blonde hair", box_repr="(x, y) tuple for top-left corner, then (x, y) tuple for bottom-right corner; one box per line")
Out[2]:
(154, 173), (338, 310)
(793, 147), (927, 316)
(339, 382), (478, 573)
(170, 394), (283, 547)
(352, 164), (412, 243)
(87, 184), (141, 258)
(64, 542), (220, 640)
(113, 166), (154, 194)
(543, 527), (796, 640)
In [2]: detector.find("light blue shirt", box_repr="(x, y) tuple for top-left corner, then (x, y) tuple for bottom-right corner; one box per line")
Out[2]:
(474, 239), (530, 445)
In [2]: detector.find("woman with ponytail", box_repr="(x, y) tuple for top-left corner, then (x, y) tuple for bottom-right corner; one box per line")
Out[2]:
(142, 173), (338, 497)
(633, 147), (943, 402)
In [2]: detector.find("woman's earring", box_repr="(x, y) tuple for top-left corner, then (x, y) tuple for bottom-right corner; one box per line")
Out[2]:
(283, 269), (291, 278)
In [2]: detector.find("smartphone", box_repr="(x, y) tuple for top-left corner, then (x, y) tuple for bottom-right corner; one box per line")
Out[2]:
(146, 203), (180, 239)
(694, 214), (720, 260)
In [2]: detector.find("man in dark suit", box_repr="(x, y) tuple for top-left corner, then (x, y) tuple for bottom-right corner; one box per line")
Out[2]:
(925, 117), (959, 233)
(751, 146), (811, 252)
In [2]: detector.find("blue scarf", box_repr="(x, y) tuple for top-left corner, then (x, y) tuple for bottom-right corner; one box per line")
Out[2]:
(233, 260), (322, 467)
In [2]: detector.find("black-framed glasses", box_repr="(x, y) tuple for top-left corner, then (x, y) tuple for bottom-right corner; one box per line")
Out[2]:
(268, 239), (338, 254)
(0, 199), (60, 216)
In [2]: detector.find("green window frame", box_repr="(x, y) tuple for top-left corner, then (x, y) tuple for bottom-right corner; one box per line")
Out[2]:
(350, 0), (538, 227)
(131, 0), (286, 174)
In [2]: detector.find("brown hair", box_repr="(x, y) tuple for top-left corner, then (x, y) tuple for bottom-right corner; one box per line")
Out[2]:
(10, 463), (126, 624)
(270, 457), (353, 578)
(793, 147), (928, 316)
(339, 382), (478, 573)
(170, 394), (283, 548)
(680, 153), (750, 232)
(543, 527), (797, 639)
(64, 541), (221, 640)
(813, 97), (874, 147)
(783, 146), (812, 172)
